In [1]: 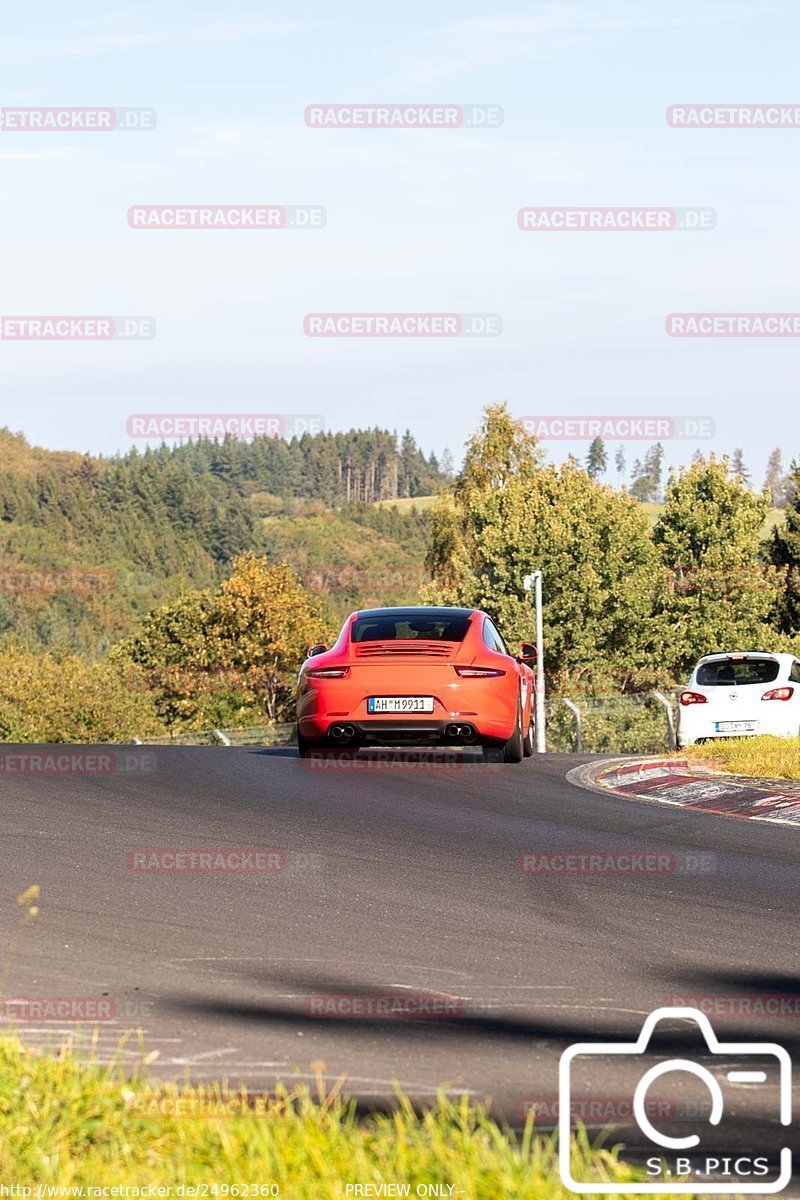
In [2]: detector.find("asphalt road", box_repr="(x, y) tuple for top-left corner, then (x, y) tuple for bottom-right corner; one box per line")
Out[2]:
(3, 744), (799, 1183)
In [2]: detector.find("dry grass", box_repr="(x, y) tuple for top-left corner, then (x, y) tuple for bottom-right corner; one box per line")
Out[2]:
(682, 734), (800, 779)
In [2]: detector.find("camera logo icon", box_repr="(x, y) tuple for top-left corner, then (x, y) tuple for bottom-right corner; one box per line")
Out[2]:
(559, 1006), (791, 1194)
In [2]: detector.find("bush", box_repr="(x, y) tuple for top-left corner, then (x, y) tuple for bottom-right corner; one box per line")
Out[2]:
(0, 645), (162, 742)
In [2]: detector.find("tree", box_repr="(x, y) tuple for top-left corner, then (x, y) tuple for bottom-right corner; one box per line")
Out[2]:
(424, 405), (667, 692)
(0, 645), (162, 742)
(765, 448), (788, 508)
(730, 448), (750, 485)
(770, 461), (800, 634)
(614, 445), (626, 487)
(629, 443), (664, 503)
(111, 556), (332, 728)
(440, 448), (455, 481)
(653, 458), (780, 671)
(586, 437), (608, 479)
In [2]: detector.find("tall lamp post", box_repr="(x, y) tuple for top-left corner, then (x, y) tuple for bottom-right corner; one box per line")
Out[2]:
(523, 571), (546, 753)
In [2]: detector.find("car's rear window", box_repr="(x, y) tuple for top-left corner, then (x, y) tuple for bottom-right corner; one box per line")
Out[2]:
(352, 615), (472, 643)
(696, 657), (780, 686)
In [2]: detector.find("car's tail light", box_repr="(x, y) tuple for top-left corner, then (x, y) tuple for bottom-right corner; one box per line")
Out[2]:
(762, 686), (794, 701)
(454, 666), (507, 677)
(306, 666), (350, 679)
(679, 691), (708, 705)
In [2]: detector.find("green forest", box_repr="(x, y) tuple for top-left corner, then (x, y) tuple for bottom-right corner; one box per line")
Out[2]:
(0, 410), (799, 744)
(0, 426), (443, 656)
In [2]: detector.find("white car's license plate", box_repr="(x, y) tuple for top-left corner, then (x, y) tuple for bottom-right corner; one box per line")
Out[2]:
(715, 720), (757, 733)
(367, 696), (434, 714)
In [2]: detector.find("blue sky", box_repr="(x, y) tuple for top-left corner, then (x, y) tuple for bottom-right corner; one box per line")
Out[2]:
(0, 0), (797, 486)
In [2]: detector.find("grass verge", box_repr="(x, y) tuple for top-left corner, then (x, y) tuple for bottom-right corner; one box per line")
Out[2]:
(682, 733), (800, 779)
(0, 1035), (690, 1197)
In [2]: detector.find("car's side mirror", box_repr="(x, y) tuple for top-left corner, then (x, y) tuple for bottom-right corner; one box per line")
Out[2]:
(518, 641), (538, 665)
(306, 643), (328, 658)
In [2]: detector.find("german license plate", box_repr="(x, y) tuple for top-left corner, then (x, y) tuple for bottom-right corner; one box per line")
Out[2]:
(715, 720), (757, 733)
(367, 696), (434, 714)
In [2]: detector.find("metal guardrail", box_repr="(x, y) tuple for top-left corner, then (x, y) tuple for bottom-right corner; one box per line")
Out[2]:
(128, 693), (680, 754)
(546, 691), (680, 754)
(130, 723), (295, 747)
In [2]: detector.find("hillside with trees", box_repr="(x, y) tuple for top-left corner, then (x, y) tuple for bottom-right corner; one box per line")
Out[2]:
(0, 410), (798, 743)
(0, 426), (443, 655)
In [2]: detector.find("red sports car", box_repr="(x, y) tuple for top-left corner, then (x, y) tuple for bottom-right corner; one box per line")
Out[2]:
(296, 606), (537, 762)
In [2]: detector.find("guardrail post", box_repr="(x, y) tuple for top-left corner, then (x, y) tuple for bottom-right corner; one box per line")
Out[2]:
(563, 698), (583, 752)
(212, 729), (232, 746)
(651, 691), (676, 751)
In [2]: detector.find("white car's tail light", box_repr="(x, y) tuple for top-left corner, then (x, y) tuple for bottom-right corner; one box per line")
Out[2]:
(762, 686), (794, 701)
(454, 666), (507, 677)
(306, 666), (350, 679)
(680, 691), (708, 705)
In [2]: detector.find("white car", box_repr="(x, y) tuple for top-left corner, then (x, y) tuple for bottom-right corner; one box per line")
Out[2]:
(677, 651), (800, 748)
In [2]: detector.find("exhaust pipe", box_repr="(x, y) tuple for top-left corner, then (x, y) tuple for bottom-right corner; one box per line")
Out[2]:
(329, 723), (356, 743)
(446, 723), (475, 741)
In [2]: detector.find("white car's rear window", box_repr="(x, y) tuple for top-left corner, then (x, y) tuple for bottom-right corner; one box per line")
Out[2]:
(696, 658), (780, 686)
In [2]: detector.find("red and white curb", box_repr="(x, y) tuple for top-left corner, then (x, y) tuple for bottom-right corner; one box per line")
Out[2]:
(566, 756), (800, 827)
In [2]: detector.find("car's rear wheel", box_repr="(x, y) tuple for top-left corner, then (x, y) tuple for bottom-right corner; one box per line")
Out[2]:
(296, 725), (319, 758)
(502, 702), (524, 763)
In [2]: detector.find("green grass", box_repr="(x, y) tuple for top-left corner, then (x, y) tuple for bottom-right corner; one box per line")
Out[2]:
(0, 1036), (690, 1197)
(682, 733), (800, 779)
(640, 502), (783, 533)
(372, 494), (441, 511)
(379, 496), (784, 531)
